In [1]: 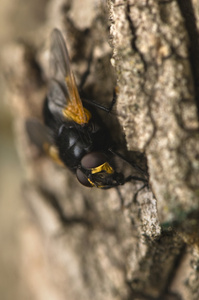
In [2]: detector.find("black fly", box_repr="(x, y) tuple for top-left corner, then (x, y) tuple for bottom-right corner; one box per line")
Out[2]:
(26, 28), (148, 189)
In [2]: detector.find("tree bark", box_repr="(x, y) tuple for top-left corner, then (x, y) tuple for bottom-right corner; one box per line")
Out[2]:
(3, 0), (199, 299)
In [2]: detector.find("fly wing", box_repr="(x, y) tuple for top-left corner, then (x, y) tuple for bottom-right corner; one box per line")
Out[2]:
(48, 28), (90, 125)
(50, 28), (72, 85)
(25, 119), (63, 165)
(26, 119), (53, 150)
(47, 79), (67, 119)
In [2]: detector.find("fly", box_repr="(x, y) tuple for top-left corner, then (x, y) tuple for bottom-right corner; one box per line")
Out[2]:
(26, 28), (148, 190)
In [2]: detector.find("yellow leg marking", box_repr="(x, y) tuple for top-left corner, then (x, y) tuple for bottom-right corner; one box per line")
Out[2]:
(43, 143), (64, 166)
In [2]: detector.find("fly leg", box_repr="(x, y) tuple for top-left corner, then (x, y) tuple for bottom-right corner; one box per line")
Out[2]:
(108, 148), (148, 179)
(80, 83), (118, 114)
(79, 49), (93, 91)
(106, 87), (117, 113)
(78, 45), (117, 114)
(115, 186), (125, 209)
(123, 182), (149, 210)
(82, 87), (117, 114)
(132, 182), (148, 204)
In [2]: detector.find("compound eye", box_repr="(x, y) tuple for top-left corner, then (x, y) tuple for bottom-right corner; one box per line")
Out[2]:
(76, 169), (93, 187)
(81, 152), (107, 169)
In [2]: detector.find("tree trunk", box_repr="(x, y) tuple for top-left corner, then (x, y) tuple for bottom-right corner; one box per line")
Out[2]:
(3, 0), (199, 299)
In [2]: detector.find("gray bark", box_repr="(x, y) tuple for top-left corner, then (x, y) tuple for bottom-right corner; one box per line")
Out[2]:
(3, 0), (199, 299)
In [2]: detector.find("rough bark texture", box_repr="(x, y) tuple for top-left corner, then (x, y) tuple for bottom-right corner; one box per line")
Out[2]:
(3, 0), (199, 299)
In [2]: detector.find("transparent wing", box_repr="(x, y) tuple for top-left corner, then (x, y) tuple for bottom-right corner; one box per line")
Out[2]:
(47, 79), (67, 117)
(48, 28), (90, 125)
(25, 119), (63, 165)
(26, 119), (53, 149)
